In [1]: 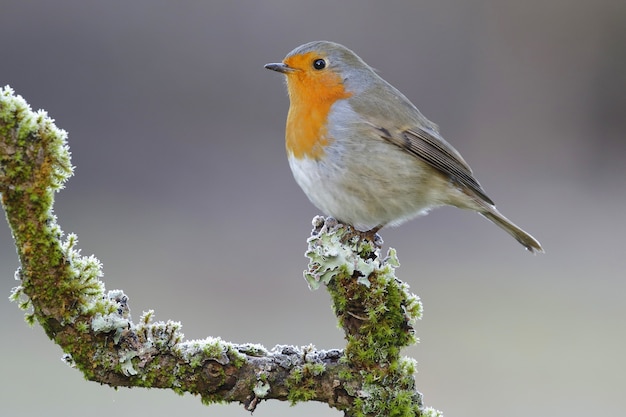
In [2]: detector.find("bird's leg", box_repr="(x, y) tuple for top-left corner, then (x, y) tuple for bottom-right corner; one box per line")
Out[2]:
(357, 225), (383, 247)
(338, 222), (384, 251)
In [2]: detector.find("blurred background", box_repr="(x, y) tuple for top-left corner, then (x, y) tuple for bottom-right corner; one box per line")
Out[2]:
(1, 1), (625, 416)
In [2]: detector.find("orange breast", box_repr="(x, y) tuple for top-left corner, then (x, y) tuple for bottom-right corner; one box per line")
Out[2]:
(284, 53), (352, 160)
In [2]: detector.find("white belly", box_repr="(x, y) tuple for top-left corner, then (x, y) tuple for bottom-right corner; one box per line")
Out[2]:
(287, 141), (449, 231)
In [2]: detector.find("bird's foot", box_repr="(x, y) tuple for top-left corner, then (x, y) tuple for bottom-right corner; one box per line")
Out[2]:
(311, 216), (383, 248)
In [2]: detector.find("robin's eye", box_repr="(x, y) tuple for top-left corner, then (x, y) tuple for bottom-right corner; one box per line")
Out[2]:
(313, 59), (326, 70)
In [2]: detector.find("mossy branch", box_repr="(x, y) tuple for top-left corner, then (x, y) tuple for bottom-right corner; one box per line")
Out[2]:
(0, 86), (442, 417)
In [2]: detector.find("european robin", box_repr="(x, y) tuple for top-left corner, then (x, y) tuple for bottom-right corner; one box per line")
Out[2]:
(265, 41), (543, 253)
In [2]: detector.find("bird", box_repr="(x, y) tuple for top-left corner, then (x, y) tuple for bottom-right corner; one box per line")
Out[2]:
(265, 41), (543, 253)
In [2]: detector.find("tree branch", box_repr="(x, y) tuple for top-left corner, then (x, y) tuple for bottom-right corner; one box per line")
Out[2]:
(0, 86), (442, 416)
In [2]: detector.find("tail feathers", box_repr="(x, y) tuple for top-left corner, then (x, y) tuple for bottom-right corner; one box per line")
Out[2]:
(480, 208), (544, 254)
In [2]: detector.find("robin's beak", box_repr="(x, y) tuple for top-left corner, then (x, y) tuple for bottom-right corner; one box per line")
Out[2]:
(264, 62), (295, 74)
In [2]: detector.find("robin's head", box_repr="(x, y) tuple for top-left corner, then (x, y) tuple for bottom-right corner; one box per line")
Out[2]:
(265, 41), (375, 104)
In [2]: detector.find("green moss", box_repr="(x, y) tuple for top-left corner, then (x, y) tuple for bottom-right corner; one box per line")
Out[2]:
(2, 86), (111, 338)
(324, 242), (420, 367)
(354, 367), (422, 417)
(286, 383), (316, 405)
(24, 313), (36, 326)
(202, 338), (227, 359)
(228, 346), (246, 368)
(200, 394), (224, 405)
(303, 362), (326, 376)
(303, 218), (430, 415)
(337, 368), (356, 381)
(289, 366), (303, 384)
(75, 320), (89, 333)
(285, 365), (320, 405)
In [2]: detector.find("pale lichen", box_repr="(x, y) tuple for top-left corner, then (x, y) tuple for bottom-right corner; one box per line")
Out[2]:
(422, 407), (445, 417)
(305, 216), (382, 289)
(303, 216), (429, 416)
(253, 380), (271, 398)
